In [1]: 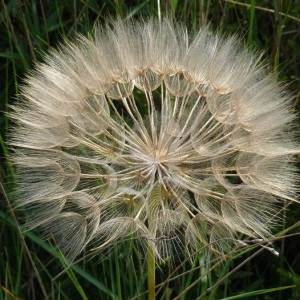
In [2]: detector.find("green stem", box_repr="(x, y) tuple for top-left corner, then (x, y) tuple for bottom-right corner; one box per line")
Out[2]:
(147, 244), (155, 300)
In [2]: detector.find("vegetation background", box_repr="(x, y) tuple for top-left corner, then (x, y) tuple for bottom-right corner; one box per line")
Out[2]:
(0, 0), (300, 299)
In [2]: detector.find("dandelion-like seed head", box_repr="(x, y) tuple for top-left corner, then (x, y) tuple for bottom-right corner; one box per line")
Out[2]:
(11, 18), (299, 262)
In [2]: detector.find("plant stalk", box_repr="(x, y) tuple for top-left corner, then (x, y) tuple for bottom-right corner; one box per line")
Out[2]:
(147, 244), (156, 300)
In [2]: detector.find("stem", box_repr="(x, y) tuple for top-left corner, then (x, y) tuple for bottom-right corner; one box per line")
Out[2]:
(147, 244), (156, 300)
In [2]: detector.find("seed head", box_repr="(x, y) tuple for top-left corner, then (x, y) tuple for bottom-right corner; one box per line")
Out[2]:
(10, 18), (299, 261)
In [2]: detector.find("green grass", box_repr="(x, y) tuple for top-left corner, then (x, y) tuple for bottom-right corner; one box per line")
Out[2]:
(1, 0), (300, 299)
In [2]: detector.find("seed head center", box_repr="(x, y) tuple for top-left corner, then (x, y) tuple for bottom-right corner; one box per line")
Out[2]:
(145, 146), (171, 175)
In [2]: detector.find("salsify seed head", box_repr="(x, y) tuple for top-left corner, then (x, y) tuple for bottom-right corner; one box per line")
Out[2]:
(10, 17), (299, 262)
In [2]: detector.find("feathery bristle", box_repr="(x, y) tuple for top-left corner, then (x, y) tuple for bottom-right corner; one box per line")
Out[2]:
(10, 17), (299, 262)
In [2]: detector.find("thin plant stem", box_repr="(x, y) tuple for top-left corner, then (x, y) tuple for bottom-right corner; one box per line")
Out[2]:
(224, 0), (300, 23)
(147, 245), (156, 300)
(157, 0), (161, 22)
